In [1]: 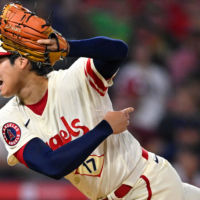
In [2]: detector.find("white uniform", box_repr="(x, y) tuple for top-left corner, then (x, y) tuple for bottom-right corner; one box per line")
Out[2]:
(0, 58), (200, 200)
(0, 58), (141, 199)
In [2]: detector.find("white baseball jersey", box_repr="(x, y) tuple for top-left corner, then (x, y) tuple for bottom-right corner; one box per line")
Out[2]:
(0, 58), (142, 200)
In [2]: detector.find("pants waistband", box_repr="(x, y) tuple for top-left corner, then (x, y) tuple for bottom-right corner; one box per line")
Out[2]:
(102, 148), (148, 200)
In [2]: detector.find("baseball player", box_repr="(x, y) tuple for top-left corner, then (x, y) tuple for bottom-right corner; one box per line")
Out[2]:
(0, 3), (200, 200)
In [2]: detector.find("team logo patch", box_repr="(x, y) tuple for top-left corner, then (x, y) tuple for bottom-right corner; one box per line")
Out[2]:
(2, 123), (21, 146)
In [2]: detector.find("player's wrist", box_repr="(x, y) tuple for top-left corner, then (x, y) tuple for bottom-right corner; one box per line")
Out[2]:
(94, 120), (113, 136)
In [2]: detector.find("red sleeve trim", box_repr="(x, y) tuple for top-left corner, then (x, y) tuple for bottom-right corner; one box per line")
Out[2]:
(14, 143), (28, 168)
(89, 79), (106, 96)
(84, 59), (108, 95)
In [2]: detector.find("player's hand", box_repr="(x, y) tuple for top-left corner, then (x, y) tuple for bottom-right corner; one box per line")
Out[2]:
(37, 38), (58, 51)
(103, 107), (134, 134)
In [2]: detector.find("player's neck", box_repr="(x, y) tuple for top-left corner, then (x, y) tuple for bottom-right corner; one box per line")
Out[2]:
(17, 75), (48, 105)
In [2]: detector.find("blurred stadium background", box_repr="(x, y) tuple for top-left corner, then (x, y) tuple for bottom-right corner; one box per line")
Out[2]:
(0, 0), (200, 199)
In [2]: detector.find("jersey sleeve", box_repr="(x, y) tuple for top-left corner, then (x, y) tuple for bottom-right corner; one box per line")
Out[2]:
(49, 57), (118, 96)
(0, 111), (38, 166)
(48, 57), (118, 112)
(83, 58), (117, 96)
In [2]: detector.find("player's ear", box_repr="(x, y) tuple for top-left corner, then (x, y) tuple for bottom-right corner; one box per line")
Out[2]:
(16, 57), (29, 69)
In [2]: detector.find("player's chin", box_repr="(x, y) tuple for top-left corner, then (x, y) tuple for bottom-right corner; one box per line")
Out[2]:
(0, 92), (9, 98)
(0, 89), (14, 98)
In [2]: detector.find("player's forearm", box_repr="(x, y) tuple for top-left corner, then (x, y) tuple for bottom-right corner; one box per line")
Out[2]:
(23, 120), (113, 180)
(68, 37), (128, 79)
(68, 36), (128, 61)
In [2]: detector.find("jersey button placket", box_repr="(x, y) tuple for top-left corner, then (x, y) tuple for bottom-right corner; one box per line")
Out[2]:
(40, 118), (50, 137)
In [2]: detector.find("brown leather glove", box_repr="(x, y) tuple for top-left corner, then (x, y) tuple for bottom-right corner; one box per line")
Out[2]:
(0, 2), (69, 66)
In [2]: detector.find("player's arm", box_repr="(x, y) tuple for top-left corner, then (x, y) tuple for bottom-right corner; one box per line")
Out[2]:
(38, 37), (128, 79)
(68, 37), (128, 79)
(14, 108), (133, 180)
(17, 120), (112, 180)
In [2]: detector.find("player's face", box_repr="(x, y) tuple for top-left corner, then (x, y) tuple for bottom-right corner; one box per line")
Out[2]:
(0, 57), (23, 97)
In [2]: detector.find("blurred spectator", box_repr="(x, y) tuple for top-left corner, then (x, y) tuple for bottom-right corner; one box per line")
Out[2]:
(158, 76), (200, 161)
(174, 147), (200, 188)
(184, 0), (200, 33)
(112, 43), (171, 145)
(167, 33), (200, 85)
(159, 77), (200, 142)
(166, 0), (190, 41)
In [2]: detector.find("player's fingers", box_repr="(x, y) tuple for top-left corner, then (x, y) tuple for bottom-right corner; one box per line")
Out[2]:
(122, 107), (134, 115)
(37, 39), (54, 45)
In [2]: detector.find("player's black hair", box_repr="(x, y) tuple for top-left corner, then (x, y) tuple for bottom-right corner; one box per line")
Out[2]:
(7, 54), (53, 76)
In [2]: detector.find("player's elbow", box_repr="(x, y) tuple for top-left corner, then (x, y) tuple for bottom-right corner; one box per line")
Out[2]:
(119, 40), (129, 60)
(45, 165), (75, 180)
(49, 173), (63, 180)
(43, 169), (66, 180)
(114, 39), (129, 61)
(37, 162), (68, 180)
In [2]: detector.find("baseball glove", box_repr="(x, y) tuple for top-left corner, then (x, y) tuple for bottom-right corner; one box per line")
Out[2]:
(0, 2), (69, 66)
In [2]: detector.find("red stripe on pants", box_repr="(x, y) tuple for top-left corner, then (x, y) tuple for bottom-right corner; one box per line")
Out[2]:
(140, 175), (152, 200)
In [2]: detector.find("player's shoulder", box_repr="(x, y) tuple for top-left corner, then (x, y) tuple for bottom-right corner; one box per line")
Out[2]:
(47, 57), (87, 84)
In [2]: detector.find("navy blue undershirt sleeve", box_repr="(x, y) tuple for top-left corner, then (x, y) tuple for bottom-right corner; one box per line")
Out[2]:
(68, 37), (128, 79)
(23, 120), (113, 180)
